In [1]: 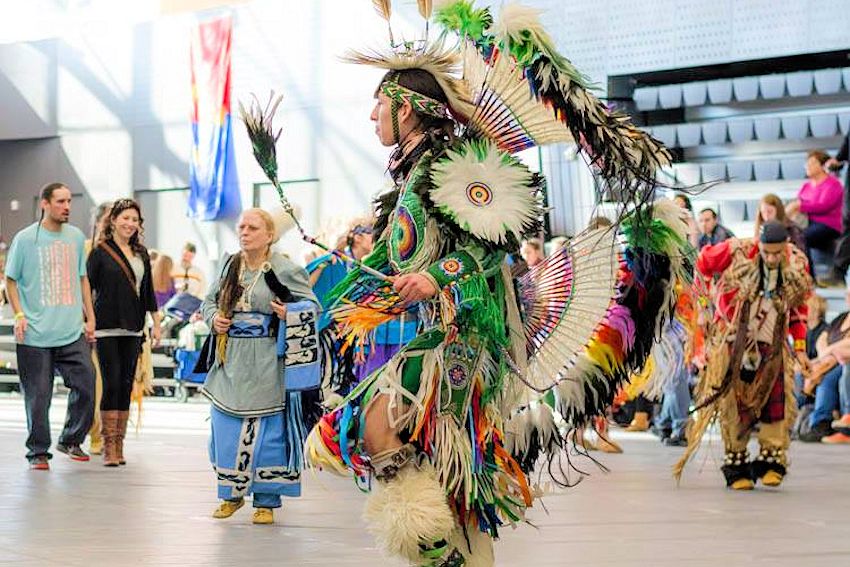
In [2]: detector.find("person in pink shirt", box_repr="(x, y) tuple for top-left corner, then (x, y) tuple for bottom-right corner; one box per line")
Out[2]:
(786, 149), (844, 276)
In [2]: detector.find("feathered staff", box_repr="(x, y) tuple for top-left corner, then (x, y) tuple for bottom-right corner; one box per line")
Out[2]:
(239, 92), (389, 281)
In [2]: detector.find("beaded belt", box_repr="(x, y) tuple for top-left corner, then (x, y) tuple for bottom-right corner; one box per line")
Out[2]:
(227, 312), (275, 338)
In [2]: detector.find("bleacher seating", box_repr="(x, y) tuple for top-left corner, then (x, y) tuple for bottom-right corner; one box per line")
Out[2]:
(707, 79), (733, 105)
(682, 81), (707, 107)
(629, 57), (850, 285)
(781, 115), (809, 140)
(759, 74), (785, 99)
(733, 76), (759, 102)
(633, 67), (850, 111)
(786, 71), (813, 97)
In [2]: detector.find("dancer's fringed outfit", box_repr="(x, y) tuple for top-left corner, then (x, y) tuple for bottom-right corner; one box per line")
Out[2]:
(675, 223), (812, 490)
(304, 2), (690, 565)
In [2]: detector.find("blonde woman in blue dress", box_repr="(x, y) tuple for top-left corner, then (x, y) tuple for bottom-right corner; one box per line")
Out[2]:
(201, 208), (319, 525)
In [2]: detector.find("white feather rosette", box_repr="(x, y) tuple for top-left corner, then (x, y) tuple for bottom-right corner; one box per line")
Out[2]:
(429, 140), (538, 244)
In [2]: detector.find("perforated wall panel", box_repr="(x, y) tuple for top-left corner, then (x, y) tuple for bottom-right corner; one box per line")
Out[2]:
(524, 0), (850, 78)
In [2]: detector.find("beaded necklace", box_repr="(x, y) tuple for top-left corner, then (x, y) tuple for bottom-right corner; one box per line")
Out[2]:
(236, 252), (270, 311)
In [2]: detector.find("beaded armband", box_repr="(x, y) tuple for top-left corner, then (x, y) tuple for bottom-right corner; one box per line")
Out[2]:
(424, 250), (479, 290)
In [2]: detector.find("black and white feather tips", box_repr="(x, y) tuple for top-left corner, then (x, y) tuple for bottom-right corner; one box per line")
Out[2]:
(429, 139), (540, 244)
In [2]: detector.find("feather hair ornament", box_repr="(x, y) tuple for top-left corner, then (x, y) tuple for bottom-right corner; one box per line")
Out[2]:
(373, 0), (392, 20)
(341, 41), (477, 121)
(372, 0), (395, 45)
(436, 0), (671, 218)
(417, 0), (433, 20)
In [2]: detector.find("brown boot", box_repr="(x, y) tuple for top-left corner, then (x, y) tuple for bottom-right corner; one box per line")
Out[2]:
(595, 417), (623, 453)
(116, 410), (129, 465)
(570, 427), (596, 451)
(626, 411), (650, 432)
(101, 410), (120, 467)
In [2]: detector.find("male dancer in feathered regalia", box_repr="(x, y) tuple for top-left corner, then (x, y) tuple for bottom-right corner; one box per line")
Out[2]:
(675, 221), (812, 490)
(296, 2), (691, 565)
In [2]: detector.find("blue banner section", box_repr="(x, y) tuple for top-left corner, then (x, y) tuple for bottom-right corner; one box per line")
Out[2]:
(188, 113), (241, 221)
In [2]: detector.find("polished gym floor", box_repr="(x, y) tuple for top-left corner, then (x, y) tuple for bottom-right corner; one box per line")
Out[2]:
(0, 395), (848, 566)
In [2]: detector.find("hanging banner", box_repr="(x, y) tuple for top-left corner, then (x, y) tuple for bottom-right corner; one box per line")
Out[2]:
(188, 15), (241, 220)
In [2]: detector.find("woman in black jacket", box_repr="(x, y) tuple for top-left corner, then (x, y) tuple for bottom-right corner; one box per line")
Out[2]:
(87, 199), (161, 466)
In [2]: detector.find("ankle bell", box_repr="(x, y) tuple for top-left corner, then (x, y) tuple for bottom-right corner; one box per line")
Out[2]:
(368, 443), (417, 483)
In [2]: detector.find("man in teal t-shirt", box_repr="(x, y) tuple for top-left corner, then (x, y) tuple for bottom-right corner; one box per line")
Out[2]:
(5, 183), (96, 469)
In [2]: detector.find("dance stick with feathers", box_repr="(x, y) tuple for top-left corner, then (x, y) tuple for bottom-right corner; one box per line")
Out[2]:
(239, 93), (390, 282)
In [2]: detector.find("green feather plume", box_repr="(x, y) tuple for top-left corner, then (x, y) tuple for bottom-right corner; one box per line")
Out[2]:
(434, 0), (491, 41)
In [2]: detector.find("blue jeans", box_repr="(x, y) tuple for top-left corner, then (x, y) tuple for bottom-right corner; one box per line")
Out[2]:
(794, 371), (810, 408)
(655, 366), (691, 436)
(16, 336), (95, 461)
(810, 364), (850, 426)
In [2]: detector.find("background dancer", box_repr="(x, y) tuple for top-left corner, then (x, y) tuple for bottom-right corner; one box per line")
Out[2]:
(676, 222), (812, 490)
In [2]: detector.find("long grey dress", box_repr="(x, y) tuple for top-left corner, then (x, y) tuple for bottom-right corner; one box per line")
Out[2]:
(201, 252), (318, 504)
(200, 253), (316, 417)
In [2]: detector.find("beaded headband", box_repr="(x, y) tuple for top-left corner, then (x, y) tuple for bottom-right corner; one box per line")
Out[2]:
(379, 80), (449, 119)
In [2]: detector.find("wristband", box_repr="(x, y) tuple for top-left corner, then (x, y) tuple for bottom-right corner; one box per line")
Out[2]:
(793, 339), (806, 352)
(14, 312), (25, 321)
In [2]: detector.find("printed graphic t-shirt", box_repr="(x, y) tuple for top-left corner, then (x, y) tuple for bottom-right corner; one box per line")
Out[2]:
(5, 222), (87, 348)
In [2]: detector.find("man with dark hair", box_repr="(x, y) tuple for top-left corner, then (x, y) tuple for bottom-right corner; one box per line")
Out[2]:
(172, 241), (206, 298)
(697, 207), (735, 249)
(676, 222), (813, 489)
(4, 183), (96, 470)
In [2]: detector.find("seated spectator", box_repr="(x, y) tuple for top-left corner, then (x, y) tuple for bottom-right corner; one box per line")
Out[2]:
(785, 150), (844, 276)
(800, 290), (850, 442)
(820, 362), (850, 444)
(804, 338), (850, 443)
(152, 254), (176, 309)
(697, 208), (734, 249)
(824, 137), (850, 285)
(806, 294), (829, 360)
(673, 193), (699, 248)
(753, 193), (806, 254)
(795, 294), (828, 407)
(172, 242), (207, 298)
(520, 238), (545, 268)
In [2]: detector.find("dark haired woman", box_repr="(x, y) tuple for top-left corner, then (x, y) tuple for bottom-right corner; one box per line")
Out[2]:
(202, 208), (318, 526)
(84, 200), (112, 456)
(87, 199), (161, 466)
(673, 192), (700, 248)
(753, 193), (806, 255)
